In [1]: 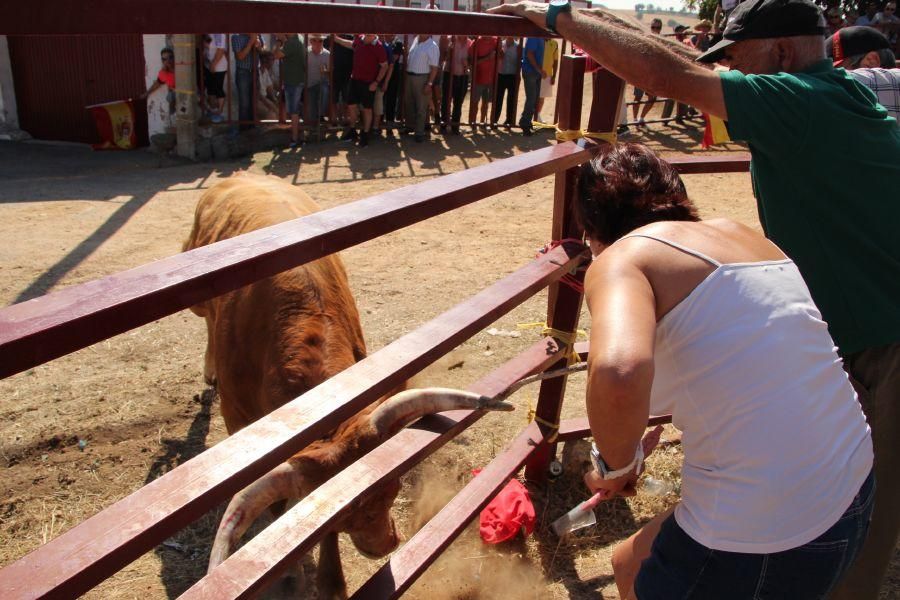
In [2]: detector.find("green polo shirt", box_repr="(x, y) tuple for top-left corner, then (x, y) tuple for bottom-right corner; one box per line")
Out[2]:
(282, 35), (307, 86)
(720, 60), (900, 356)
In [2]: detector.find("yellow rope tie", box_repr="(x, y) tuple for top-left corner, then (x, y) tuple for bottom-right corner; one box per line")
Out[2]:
(173, 88), (196, 95)
(533, 415), (560, 443)
(543, 326), (584, 364)
(555, 129), (618, 144)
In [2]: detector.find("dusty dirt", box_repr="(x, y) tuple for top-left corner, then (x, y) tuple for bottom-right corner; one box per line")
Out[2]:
(1, 76), (896, 600)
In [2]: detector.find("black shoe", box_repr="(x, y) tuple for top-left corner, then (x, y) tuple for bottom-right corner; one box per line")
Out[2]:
(522, 127), (534, 137)
(358, 132), (369, 147)
(340, 128), (357, 142)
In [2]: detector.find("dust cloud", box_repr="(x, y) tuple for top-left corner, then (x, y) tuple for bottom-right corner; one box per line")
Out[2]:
(405, 464), (546, 600)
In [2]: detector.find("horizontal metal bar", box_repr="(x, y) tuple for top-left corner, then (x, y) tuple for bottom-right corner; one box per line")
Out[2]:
(180, 339), (565, 599)
(666, 153), (751, 174)
(1, 0), (551, 36)
(0, 141), (592, 380)
(354, 412), (673, 599)
(353, 421), (545, 599)
(0, 244), (588, 600)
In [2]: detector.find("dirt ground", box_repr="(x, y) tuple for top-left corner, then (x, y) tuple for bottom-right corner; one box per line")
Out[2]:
(1, 77), (896, 600)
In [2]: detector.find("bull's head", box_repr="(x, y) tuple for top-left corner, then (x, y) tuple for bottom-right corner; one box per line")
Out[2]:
(207, 388), (512, 577)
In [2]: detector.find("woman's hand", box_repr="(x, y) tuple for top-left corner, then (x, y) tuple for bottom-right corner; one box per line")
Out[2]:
(584, 425), (665, 498)
(584, 468), (640, 497)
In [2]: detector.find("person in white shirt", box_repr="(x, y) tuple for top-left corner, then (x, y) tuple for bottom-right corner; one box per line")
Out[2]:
(205, 33), (229, 123)
(404, 34), (440, 142)
(306, 35), (331, 132)
(256, 50), (278, 120)
(827, 26), (900, 120)
(576, 143), (873, 600)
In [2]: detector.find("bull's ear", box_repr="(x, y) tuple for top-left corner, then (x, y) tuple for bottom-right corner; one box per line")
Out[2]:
(189, 302), (210, 317)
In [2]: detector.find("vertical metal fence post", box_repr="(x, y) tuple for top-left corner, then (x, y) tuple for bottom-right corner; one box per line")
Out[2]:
(523, 54), (587, 484)
(587, 67), (625, 136)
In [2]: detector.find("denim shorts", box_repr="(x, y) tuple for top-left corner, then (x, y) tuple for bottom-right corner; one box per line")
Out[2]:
(635, 470), (874, 599)
(284, 83), (304, 116)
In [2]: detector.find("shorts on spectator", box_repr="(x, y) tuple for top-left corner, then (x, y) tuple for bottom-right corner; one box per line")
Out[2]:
(539, 77), (553, 98)
(205, 70), (226, 99)
(333, 71), (352, 104)
(284, 83), (304, 116)
(472, 84), (492, 102)
(348, 79), (376, 109)
(635, 470), (875, 600)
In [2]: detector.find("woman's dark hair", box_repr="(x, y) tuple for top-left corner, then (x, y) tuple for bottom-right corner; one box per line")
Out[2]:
(575, 143), (700, 245)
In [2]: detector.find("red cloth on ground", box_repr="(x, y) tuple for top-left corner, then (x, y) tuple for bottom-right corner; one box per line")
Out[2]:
(474, 469), (536, 544)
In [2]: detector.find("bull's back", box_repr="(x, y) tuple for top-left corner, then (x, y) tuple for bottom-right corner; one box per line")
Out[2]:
(185, 174), (366, 433)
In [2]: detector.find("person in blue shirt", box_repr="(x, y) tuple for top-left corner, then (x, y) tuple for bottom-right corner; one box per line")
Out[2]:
(519, 37), (545, 135)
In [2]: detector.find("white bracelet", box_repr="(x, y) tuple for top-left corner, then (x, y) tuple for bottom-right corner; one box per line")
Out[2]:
(591, 441), (644, 480)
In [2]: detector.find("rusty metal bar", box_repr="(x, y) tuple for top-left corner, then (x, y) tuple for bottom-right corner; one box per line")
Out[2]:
(0, 142), (592, 380)
(181, 338), (566, 599)
(354, 410), (672, 598)
(557, 414), (673, 442)
(667, 153), (751, 174)
(355, 420), (546, 599)
(1, 1), (551, 37)
(0, 244), (589, 599)
(524, 54), (587, 483)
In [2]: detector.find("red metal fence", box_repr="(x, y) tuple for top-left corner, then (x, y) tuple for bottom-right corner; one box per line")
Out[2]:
(0, 3), (750, 598)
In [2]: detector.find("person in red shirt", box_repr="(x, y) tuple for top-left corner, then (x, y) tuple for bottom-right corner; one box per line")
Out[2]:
(140, 48), (176, 114)
(334, 34), (388, 147)
(469, 36), (498, 128)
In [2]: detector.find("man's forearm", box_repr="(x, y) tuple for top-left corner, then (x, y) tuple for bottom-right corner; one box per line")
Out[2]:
(556, 10), (697, 96)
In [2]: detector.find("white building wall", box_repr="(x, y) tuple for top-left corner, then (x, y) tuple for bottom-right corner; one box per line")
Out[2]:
(143, 34), (174, 137)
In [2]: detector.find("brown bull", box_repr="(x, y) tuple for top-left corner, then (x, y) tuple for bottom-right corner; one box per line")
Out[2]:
(184, 174), (511, 598)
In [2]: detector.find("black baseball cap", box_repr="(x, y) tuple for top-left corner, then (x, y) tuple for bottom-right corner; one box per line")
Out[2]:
(696, 0), (827, 63)
(825, 26), (890, 67)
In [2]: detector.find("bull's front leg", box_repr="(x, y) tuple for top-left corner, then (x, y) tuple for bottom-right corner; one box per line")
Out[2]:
(203, 316), (217, 386)
(316, 531), (348, 600)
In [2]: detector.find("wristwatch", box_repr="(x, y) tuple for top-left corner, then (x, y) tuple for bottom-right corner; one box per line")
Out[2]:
(546, 0), (572, 35)
(590, 441), (644, 480)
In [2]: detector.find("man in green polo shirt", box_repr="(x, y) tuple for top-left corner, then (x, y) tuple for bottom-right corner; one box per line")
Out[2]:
(493, 0), (900, 597)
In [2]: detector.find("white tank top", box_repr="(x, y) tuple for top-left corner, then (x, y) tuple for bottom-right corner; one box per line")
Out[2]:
(627, 234), (873, 554)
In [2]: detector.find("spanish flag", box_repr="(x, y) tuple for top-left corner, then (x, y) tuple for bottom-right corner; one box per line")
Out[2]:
(87, 99), (138, 150)
(702, 113), (731, 148)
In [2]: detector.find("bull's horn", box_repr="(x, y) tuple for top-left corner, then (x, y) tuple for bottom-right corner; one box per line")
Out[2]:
(208, 462), (303, 571)
(370, 387), (514, 437)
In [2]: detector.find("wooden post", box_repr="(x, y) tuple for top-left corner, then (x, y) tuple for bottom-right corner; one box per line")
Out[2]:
(587, 67), (626, 136)
(173, 34), (197, 159)
(524, 54), (586, 484)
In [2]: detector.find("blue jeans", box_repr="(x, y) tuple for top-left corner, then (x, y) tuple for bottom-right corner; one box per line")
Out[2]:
(635, 470), (875, 599)
(519, 71), (541, 130)
(235, 68), (254, 127)
(284, 83), (304, 117)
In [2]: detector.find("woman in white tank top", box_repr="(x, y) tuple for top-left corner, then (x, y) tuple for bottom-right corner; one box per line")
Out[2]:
(577, 144), (873, 600)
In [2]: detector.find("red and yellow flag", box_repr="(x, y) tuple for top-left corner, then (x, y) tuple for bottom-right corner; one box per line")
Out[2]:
(702, 113), (731, 148)
(87, 99), (137, 150)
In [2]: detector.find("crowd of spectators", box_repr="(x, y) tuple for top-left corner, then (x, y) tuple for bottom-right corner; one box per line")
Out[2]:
(154, 29), (564, 148)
